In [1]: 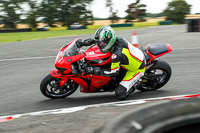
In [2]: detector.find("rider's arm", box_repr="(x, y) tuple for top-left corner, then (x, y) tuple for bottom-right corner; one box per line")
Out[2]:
(102, 63), (120, 76)
(85, 66), (120, 77)
(76, 38), (95, 48)
(102, 53), (121, 76)
(85, 55), (120, 77)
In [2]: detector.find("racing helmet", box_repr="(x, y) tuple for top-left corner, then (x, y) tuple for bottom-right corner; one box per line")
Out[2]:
(94, 25), (116, 53)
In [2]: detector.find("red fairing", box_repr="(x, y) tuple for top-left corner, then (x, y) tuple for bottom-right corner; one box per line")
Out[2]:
(50, 72), (111, 93)
(70, 77), (88, 92)
(84, 45), (111, 66)
(50, 39), (112, 93)
(54, 39), (84, 74)
(72, 75), (111, 93)
(85, 75), (111, 92)
(55, 54), (84, 74)
(50, 69), (66, 79)
(146, 43), (172, 62)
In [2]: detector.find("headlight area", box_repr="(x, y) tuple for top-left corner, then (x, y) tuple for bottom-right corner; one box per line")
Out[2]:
(56, 51), (63, 63)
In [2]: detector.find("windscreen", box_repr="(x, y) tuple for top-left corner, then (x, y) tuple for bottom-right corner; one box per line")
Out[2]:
(63, 40), (79, 57)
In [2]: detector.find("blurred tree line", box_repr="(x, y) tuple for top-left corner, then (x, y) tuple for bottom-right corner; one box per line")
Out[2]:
(163, 0), (191, 23)
(0, 0), (147, 29)
(125, 0), (146, 23)
(106, 0), (119, 23)
(0, 0), (24, 29)
(0, 0), (191, 29)
(0, 0), (93, 29)
(106, 0), (147, 23)
(146, 13), (163, 18)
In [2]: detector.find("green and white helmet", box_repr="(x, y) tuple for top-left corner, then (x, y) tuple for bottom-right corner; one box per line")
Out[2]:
(94, 25), (116, 53)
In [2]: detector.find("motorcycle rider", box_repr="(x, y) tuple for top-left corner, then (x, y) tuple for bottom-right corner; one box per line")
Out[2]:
(76, 25), (146, 99)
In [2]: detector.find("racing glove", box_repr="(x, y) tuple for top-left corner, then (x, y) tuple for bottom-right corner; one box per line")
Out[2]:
(76, 38), (95, 48)
(83, 38), (95, 46)
(85, 67), (94, 74)
(85, 67), (112, 77)
(85, 67), (102, 75)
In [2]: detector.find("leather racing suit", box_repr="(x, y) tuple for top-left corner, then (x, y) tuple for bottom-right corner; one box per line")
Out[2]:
(77, 37), (146, 99)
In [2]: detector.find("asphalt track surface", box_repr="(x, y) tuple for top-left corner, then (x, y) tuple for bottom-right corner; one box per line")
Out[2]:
(0, 25), (200, 118)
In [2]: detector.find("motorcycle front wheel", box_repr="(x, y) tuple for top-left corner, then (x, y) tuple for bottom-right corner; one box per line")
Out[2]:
(137, 60), (172, 92)
(40, 74), (78, 99)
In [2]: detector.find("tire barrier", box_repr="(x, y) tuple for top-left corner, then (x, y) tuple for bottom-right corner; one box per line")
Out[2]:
(49, 27), (67, 31)
(94, 97), (200, 133)
(110, 23), (133, 28)
(87, 25), (104, 29)
(36, 28), (48, 31)
(68, 25), (87, 30)
(187, 19), (200, 32)
(134, 22), (159, 26)
(0, 28), (32, 33)
(159, 20), (173, 25)
(0, 21), (174, 33)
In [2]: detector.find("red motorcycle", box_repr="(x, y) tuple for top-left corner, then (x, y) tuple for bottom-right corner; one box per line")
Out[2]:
(40, 39), (172, 99)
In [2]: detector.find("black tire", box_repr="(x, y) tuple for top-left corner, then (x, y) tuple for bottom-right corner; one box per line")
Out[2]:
(137, 60), (172, 92)
(40, 74), (78, 99)
(94, 98), (200, 133)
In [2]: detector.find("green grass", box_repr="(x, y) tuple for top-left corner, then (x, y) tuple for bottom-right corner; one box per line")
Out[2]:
(0, 26), (148, 43)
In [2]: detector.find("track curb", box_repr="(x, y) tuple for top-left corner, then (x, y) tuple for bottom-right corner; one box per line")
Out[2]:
(1, 94), (200, 123)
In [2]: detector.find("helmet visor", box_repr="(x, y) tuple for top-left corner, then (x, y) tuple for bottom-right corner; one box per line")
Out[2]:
(98, 41), (107, 48)
(97, 37), (109, 49)
(97, 39), (111, 53)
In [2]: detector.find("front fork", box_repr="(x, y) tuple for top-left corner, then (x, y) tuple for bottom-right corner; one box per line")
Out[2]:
(50, 69), (69, 87)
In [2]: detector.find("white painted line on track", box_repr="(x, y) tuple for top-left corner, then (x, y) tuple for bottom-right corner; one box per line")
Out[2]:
(0, 56), (56, 62)
(0, 94), (200, 122)
(0, 51), (85, 62)
(172, 47), (200, 51)
(0, 47), (199, 62)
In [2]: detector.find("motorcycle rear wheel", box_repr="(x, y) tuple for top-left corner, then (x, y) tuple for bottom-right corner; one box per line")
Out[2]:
(40, 74), (78, 99)
(137, 60), (172, 92)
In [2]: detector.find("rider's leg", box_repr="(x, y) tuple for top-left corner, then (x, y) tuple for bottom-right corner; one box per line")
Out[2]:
(115, 68), (145, 99)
